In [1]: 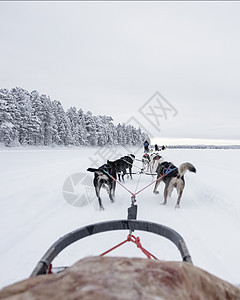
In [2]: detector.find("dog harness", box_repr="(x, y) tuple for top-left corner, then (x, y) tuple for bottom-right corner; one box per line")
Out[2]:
(162, 165), (177, 176)
(101, 164), (114, 178)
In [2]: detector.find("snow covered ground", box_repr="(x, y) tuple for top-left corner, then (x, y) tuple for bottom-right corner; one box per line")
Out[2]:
(0, 146), (240, 289)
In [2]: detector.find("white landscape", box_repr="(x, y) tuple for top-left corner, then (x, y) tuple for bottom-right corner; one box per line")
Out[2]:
(0, 145), (240, 289)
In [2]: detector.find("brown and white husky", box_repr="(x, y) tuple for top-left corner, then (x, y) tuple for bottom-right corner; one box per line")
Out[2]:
(153, 161), (196, 208)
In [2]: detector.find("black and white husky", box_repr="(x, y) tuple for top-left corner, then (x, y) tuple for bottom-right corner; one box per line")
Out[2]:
(87, 160), (117, 210)
(113, 154), (135, 182)
(153, 161), (196, 208)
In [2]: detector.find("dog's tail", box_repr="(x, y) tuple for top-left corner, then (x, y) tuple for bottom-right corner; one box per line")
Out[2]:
(87, 168), (104, 176)
(178, 162), (196, 177)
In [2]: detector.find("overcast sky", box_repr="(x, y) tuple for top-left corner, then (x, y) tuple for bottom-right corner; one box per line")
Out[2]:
(1, 1), (240, 144)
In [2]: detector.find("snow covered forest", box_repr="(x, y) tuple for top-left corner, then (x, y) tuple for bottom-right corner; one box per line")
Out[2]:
(0, 87), (149, 147)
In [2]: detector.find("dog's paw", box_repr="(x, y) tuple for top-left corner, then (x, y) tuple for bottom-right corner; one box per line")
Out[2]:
(175, 204), (180, 209)
(153, 191), (159, 194)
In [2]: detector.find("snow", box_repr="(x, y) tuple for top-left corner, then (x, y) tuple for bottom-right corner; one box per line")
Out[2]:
(0, 146), (240, 289)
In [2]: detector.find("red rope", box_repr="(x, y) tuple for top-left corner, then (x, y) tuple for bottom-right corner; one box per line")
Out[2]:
(103, 171), (135, 197)
(135, 169), (176, 196)
(104, 168), (176, 200)
(99, 234), (158, 260)
(130, 235), (158, 260)
(104, 172), (155, 198)
(48, 263), (53, 274)
(113, 177), (135, 197)
(99, 238), (129, 257)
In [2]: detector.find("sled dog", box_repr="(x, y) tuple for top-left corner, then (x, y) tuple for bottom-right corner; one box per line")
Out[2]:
(141, 153), (151, 173)
(149, 152), (165, 175)
(113, 154), (135, 182)
(153, 161), (196, 208)
(87, 160), (117, 210)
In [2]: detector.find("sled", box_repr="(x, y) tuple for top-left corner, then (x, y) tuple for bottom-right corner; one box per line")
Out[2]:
(30, 217), (192, 277)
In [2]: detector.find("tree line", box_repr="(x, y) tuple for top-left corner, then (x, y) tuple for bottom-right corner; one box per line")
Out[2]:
(167, 145), (240, 149)
(0, 87), (149, 147)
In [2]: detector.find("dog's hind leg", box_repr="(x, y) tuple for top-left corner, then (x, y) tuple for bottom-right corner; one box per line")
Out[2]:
(153, 177), (162, 194)
(168, 186), (174, 198)
(167, 178), (176, 198)
(102, 184), (110, 194)
(94, 178), (104, 210)
(109, 183), (116, 203)
(117, 172), (122, 182)
(163, 182), (170, 205)
(113, 181), (116, 199)
(175, 192), (183, 209)
(175, 181), (184, 209)
(122, 170), (127, 182)
(129, 167), (133, 179)
(98, 197), (104, 210)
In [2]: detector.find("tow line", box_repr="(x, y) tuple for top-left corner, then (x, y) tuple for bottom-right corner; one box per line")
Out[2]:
(103, 167), (177, 202)
(100, 234), (158, 260)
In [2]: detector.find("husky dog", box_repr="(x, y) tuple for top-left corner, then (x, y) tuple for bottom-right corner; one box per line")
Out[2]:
(153, 161), (196, 208)
(87, 160), (117, 210)
(141, 153), (151, 173)
(149, 152), (165, 175)
(113, 154), (135, 182)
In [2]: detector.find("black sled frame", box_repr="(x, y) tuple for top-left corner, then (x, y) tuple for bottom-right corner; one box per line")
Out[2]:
(31, 219), (192, 277)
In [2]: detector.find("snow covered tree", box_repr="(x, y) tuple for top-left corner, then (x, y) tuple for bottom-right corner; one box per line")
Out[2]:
(0, 89), (19, 146)
(66, 107), (81, 146)
(10, 87), (33, 145)
(52, 100), (73, 146)
(77, 109), (88, 145)
(95, 115), (115, 146)
(0, 86), (150, 147)
(84, 111), (97, 146)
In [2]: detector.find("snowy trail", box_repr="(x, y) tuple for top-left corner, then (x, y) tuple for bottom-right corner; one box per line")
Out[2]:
(0, 147), (240, 288)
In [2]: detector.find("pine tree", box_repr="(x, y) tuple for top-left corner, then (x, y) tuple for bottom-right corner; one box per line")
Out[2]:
(52, 100), (72, 146)
(77, 108), (87, 145)
(10, 87), (32, 145)
(0, 86), (150, 147)
(84, 111), (97, 146)
(0, 88), (20, 146)
(66, 107), (81, 146)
